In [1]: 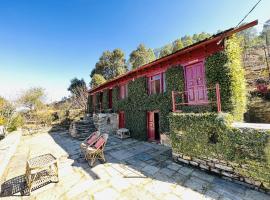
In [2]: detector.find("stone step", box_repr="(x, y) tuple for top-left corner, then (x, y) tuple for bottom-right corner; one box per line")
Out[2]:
(72, 126), (95, 131)
(69, 117), (97, 139)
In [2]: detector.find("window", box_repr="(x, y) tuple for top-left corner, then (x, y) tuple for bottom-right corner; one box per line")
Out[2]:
(148, 73), (166, 95)
(119, 83), (128, 99)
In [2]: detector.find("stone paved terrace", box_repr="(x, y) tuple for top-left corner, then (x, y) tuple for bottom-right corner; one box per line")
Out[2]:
(0, 130), (269, 200)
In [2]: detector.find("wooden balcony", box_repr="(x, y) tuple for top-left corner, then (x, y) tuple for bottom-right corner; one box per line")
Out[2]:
(172, 83), (221, 112)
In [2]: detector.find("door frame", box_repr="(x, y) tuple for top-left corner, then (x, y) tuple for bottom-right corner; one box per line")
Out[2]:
(147, 110), (160, 142)
(119, 111), (125, 128)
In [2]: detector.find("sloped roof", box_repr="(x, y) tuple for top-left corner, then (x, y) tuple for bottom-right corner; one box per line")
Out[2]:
(89, 20), (258, 94)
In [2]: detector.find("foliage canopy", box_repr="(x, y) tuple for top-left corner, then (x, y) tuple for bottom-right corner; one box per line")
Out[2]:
(129, 44), (156, 69)
(18, 87), (45, 110)
(91, 48), (127, 81)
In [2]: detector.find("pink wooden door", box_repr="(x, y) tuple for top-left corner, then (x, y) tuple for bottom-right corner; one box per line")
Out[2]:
(185, 62), (207, 104)
(147, 112), (155, 141)
(186, 66), (196, 103)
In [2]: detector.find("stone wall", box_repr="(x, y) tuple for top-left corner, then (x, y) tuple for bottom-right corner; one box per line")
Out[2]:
(243, 46), (270, 88)
(245, 97), (270, 123)
(243, 46), (270, 123)
(93, 113), (118, 134)
(172, 152), (269, 193)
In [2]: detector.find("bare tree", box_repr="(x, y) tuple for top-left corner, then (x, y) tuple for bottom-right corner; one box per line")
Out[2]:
(68, 78), (88, 110)
(70, 85), (88, 110)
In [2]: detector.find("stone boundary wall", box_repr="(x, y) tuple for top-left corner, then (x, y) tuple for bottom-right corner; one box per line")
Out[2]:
(93, 113), (118, 134)
(172, 152), (270, 193)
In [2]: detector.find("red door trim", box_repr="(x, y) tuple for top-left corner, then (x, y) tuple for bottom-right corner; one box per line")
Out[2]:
(147, 111), (155, 141)
(119, 111), (125, 128)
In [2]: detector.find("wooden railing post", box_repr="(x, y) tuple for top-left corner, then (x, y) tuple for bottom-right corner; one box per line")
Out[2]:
(172, 91), (176, 112)
(215, 83), (221, 112)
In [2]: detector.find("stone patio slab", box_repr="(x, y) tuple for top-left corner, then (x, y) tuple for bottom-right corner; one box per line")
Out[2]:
(0, 131), (269, 200)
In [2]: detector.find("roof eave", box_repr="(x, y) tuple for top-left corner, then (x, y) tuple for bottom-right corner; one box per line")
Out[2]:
(88, 20), (258, 94)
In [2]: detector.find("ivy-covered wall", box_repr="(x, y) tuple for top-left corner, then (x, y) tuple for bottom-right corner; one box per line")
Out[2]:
(102, 90), (109, 110)
(87, 35), (247, 138)
(205, 35), (246, 121)
(109, 65), (184, 140)
(169, 112), (270, 190)
(87, 95), (93, 113)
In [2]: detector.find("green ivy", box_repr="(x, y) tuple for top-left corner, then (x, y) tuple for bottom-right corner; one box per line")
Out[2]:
(205, 35), (246, 121)
(87, 95), (93, 113)
(108, 65), (184, 140)
(169, 112), (270, 187)
(102, 90), (109, 110)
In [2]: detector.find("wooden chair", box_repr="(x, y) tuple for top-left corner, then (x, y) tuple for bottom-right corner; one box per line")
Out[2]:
(80, 131), (100, 156)
(85, 134), (108, 166)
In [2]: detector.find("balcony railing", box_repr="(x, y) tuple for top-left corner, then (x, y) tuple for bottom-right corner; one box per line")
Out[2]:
(172, 83), (221, 112)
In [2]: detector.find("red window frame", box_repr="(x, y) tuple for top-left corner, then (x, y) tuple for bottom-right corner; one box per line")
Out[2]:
(119, 83), (128, 99)
(148, 72), (166, 95)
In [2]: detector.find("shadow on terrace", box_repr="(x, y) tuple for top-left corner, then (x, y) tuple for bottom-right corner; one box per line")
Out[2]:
(1, 127), (269, 199)
(47, 128), (268, 199)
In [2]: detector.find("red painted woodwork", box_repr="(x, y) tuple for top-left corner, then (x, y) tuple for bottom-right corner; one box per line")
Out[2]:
(108, 89), (113, 109)
(172, 83), (221, 112)
(119, 84), (128, 99)
(119, 111), (125, 128)
(185, 62), (207, 104)
(147, 112), (155, 141)
(148, 72), (166, 95)
(88, 21), (257, 96)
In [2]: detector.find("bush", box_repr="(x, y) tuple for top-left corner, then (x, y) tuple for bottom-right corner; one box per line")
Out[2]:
(7, 114), (24, 132)
(205, 35), (247, 121)
(0, 116), (7, 126)
(169, 112), (270, 188)
(30, 110), (53, 126)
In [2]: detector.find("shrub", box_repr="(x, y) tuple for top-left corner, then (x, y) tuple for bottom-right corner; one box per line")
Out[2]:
(169, 112), (270, 188)
(205, 35), (246, 121)
(0, 116), (7, 126)
(32, 110), (53, 126)
(7, 114), (24, 132)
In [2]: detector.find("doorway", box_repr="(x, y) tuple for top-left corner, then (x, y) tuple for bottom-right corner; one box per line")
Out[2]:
(147, 111), (160, 141)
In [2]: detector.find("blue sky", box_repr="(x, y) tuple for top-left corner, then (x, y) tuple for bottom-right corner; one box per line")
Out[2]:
(0, 0), (269, 102)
